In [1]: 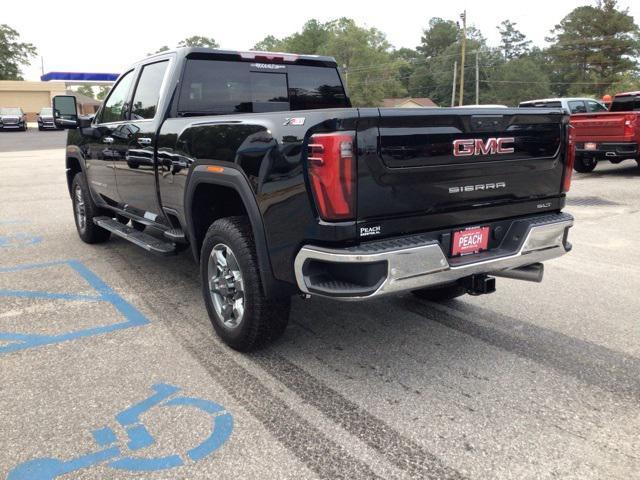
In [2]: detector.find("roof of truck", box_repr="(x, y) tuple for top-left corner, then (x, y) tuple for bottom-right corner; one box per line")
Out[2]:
(615, 91), (640, 97)
(145, 47), (338, 66)
(520, 97), (602, 104)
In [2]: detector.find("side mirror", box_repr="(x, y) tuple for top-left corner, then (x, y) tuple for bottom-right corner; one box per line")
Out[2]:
(53, 95), (79, 129)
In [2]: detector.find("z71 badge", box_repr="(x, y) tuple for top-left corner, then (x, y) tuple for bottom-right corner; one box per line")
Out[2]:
(283, 117), (305, 126)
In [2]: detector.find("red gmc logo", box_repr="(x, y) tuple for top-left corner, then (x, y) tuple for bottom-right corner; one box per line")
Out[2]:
(453, 137), (515, 157)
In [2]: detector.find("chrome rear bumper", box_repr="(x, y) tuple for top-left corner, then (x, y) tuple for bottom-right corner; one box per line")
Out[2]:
(294, 212), (573, 299)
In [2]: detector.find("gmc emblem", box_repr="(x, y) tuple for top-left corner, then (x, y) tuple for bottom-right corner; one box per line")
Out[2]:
(453, 137), (515, 157)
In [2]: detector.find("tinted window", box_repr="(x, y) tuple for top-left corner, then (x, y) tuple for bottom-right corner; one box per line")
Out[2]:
(586, 100), (607, 112)
(131, 61), (168, 120)
(568, 101), (587, 114)
(610, 95), (640, 112)
(100, 70), (134, 123)
(519, 101), (562, 108)
(288, 66), (348, 110)
(177, 59), (348, 116)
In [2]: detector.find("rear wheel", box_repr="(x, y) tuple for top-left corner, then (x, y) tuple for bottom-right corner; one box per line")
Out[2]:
(201, 216), (290, 351)
(411, 283), (467, 302)
(574, 155), (597, 173)
(71, 173), (111, 244)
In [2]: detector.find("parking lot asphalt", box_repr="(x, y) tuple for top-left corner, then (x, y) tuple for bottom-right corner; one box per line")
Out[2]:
(1, 129), (640, 479)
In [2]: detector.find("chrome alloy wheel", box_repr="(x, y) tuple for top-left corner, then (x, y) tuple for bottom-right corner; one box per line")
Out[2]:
(208, 243), (245, 328)
(74, 184), (87, 232)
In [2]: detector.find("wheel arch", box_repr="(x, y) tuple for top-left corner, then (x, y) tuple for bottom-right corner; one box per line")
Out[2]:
(185, 165), (288, 298)
(65, 152), (85, 197)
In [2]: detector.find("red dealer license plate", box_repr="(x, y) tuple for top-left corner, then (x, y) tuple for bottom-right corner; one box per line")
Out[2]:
(451, 226), (490, 256)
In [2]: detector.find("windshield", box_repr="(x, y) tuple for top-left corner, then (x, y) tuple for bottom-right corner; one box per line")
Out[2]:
(39, 108), (53, 115)
(0, 108), (22, 115)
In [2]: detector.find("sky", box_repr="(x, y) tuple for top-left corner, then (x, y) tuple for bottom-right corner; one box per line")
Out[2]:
(4, 0), (640, 81)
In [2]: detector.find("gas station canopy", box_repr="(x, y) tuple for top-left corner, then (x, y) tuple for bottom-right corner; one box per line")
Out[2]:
(40, 72), (120, 85)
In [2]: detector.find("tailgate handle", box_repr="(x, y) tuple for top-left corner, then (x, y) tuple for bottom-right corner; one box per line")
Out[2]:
(471, 115), (506, 131)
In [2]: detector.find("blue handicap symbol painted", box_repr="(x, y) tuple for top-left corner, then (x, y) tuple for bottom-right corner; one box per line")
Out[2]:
(0, 233), (43, 248)
(7, 383), (234, 479)
(0, 260), (149, 354)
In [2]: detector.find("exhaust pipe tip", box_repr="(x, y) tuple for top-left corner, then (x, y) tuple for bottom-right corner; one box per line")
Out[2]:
(492, 263), (544, 283)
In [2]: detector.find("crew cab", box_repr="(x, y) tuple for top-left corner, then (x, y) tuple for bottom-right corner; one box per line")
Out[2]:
(53, 48), (574, 351)
(519, 97), (608, 114)
(569, 91), (640, 172)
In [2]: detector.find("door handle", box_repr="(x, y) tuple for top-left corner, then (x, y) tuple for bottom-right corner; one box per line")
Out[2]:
(103, 137), (114, 144)
(137, 137), (152, 146)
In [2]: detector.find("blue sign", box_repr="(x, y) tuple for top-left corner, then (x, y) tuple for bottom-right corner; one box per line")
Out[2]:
(8, 383), (234, 479)
(0, 260), (149, 354)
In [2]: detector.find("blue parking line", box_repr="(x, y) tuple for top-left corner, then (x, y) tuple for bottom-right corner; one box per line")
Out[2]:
(0, 260), (150, 354)
(0, 233), (43, 248)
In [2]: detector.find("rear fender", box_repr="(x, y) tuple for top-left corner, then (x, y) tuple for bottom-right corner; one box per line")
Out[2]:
(185, 164), (288, 298)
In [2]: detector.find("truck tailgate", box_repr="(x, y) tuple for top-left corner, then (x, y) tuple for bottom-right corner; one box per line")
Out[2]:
(356, 108), (567, 233)
(570, 112), (630, 139)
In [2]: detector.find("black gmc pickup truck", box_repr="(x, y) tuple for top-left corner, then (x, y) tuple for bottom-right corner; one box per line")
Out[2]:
(53, 48), (574, 351)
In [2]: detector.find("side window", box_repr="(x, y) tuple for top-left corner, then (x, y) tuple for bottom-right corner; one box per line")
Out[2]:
(131, 61), (169, 120)
(100, 70), (134, 123)
(568, 101), (587, 114)
(586, 100), (607, 113)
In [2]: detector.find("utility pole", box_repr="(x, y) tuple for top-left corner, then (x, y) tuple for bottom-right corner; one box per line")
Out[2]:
(451, 60), (457, 107)
(475, 51), (479, 105)
(343, 64), (348, 90)
(40, 57), (44, 77)
(458, 10), (467, 106)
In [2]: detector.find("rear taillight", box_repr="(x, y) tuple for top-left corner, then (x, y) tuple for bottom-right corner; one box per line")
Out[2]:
(307, 132), (356, 221)
(624, 114), (636, 137)
(563, 125), (575, 193)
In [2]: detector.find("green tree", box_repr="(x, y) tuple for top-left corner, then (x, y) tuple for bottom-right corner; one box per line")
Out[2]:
(253, 20), (330, 54)
(96, 86), (111, 101)
(409, 23), (499, 106)
(545, 0), (639, 96)
(484, 57), (551, 105)
(177, 36), (219, 49)
(497, 20), (532, 59)
(417, 18), (458, 58)
(391, 47), (421, 91)
(0, 24), (37, 80)
(148, 45), (170, 56)
(76, 85), (95, 99)
(319, 18), (406, 106)
(254, 18), (406, 107)
(252, 35), (282, 51)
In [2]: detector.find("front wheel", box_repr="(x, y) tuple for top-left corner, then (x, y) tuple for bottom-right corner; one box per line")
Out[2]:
(574, 155), (597, 173)
(201, 216), (290, 351)
(71, 173), (111, 244)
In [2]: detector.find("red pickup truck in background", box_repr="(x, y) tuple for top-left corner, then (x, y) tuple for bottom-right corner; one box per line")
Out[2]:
(570, 91), (640, 172)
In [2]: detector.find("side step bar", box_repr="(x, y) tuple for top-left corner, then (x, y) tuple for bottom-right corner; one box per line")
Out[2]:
(94, 217), (176, 255)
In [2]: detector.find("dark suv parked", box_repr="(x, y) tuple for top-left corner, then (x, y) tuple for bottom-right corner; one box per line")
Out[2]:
(0, 107), (27, 131)
(37, 107), (57, 130)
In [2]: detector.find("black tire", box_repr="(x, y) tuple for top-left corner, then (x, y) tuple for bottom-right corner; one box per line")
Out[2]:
(38, 126), (43, 131)
(574, 155), (597, 173)
(71, 173), (111, 244)
(411, 283), (467, 302)
(200, 216), (290, 351)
